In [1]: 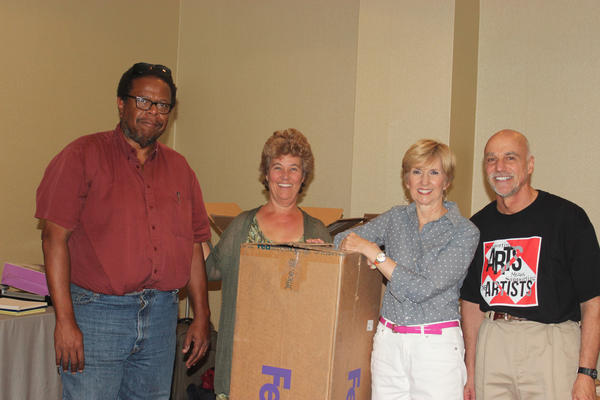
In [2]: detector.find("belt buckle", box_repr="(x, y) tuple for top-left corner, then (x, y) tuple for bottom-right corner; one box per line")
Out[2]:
(391, 323), (406, 334)
(490, 311), (511, 321)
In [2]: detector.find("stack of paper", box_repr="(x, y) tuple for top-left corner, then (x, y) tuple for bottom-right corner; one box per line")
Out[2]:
(1, 283), (50, 303)
(0, 297), (47, 316)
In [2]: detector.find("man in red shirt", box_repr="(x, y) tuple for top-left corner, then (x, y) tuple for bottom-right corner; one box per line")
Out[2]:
(36, 63), (211, 399)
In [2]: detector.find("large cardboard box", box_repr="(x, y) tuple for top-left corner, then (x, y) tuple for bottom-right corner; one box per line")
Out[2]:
(230, 243), (382, 400)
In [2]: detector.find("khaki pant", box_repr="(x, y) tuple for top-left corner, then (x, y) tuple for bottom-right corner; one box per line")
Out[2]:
(475, 316), (580, 400)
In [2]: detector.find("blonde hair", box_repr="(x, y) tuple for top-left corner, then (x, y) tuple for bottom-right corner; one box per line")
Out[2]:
(402, 139), (456, 185)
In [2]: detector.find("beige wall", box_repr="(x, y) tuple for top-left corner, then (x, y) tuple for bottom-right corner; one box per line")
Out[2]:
(176, 0), (359, 215)
(3, 0), (600, 328)
(449, 0), (479, 218)
(0, 1), (180, 272)
(351, 0), (457, 217)
(472, 0), (600, 230)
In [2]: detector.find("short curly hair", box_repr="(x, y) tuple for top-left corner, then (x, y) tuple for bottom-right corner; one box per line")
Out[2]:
(401, 139), (456, 185)
(259, 129), (314, 193)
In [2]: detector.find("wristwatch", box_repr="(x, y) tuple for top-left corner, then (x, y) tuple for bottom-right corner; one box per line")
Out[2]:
(372, 252), (387, 267)
(577, 367), (598, 379)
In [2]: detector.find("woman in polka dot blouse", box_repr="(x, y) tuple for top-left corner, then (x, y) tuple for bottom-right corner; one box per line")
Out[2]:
(335, 139), (479, 400)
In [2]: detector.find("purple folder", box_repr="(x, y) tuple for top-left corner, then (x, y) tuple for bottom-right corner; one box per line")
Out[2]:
(1, 263), (49, 296)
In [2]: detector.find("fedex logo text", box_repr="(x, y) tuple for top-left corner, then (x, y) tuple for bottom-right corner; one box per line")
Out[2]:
(347, 368), (361, 400)
(260, 365), (291, 400)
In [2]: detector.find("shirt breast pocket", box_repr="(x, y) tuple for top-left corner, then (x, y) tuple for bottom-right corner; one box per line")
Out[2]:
(170, 193), (193, 239)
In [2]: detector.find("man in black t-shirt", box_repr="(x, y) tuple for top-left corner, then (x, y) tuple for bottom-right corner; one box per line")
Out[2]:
(460, 129), (600, 400)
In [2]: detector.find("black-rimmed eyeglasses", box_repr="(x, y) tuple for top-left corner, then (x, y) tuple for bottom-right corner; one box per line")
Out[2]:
(129, 62), (172, 77)
(123, 95), (172, 114)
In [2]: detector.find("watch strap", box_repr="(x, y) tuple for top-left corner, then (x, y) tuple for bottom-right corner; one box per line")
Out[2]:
(577, 367), (597, 379)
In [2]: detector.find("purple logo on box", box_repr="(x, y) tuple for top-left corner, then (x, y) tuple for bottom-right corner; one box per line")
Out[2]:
(346, 368), (361, 400)
(260, 365), (291, 400)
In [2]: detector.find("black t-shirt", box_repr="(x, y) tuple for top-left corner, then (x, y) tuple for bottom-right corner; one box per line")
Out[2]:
(460, 191), (600, 323)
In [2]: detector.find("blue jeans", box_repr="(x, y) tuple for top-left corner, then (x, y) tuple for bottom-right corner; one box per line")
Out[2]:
(61, 284), (179, 400)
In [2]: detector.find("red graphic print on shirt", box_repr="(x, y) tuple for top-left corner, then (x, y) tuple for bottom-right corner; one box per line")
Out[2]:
(480, 237), (541, 307)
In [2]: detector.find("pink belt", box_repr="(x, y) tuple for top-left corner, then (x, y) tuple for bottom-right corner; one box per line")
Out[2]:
(380, 317), (459, 335)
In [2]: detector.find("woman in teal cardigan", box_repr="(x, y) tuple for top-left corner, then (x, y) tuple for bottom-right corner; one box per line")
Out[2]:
(204, 129), (332, 399)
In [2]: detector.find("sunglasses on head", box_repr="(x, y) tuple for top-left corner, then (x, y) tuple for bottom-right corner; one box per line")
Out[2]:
(129, 62), (172, 77)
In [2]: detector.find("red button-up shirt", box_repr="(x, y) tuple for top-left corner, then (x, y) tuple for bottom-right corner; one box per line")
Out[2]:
(36, 125), (211, 295)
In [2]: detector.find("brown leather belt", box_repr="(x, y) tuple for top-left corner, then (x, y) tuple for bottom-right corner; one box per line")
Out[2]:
(485, 311), (529, 321)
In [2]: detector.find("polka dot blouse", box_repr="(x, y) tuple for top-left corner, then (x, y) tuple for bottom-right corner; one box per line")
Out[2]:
(334, 201), (480, 325)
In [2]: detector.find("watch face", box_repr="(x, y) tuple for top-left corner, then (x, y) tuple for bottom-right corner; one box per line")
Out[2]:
(376, 252), (387, 263)
(593, 370), (598, 379)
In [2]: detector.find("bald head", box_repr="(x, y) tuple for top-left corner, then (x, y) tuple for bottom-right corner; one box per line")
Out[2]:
(485, 129), (531, 159)
(484, 129), (535, 200)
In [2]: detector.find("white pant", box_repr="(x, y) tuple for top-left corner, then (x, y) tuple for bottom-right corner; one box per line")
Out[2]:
(371, 320), (467, 400)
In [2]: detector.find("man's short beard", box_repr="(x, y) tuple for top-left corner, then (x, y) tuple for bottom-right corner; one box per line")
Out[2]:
(488, 175), (521, 198)
(121, 120), (160, 149)
(490, 184), (520, 198)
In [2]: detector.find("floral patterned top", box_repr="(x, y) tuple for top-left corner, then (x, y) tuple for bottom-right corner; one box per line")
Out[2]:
(248, 215), (305, 243)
